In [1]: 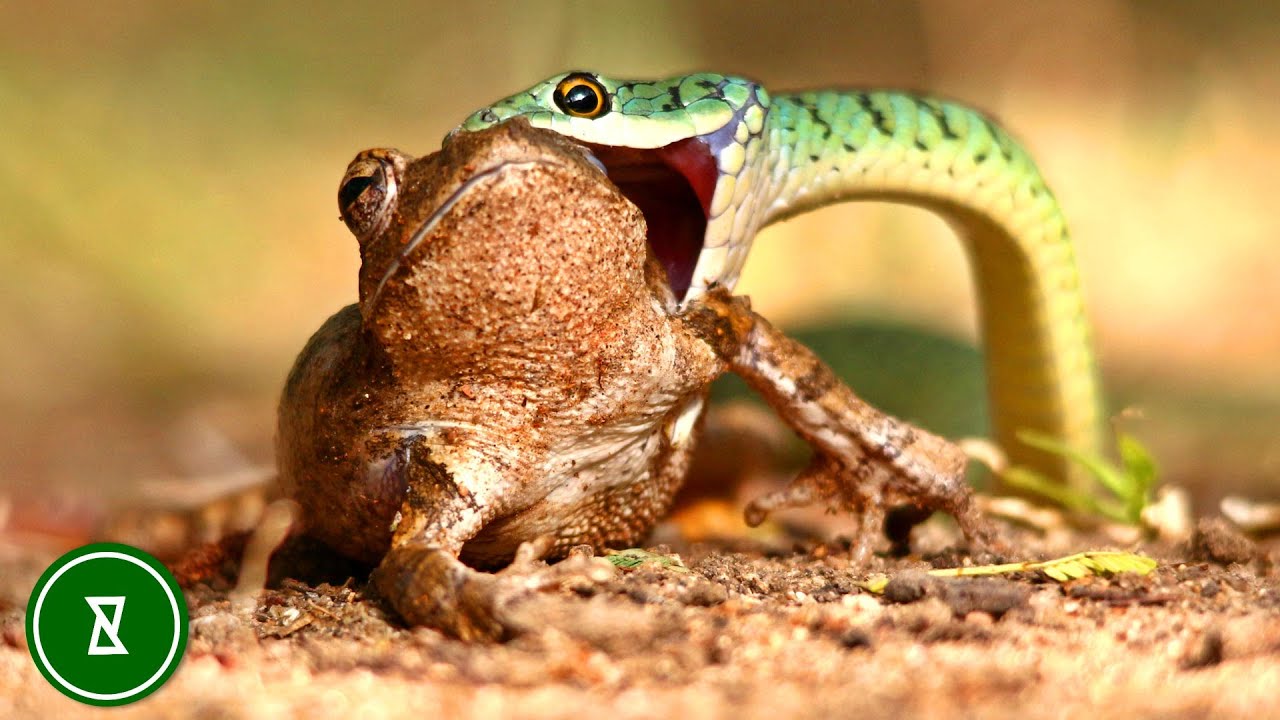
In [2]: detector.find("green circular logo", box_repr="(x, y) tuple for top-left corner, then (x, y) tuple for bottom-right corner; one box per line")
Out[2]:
(25, 542), (189, 706)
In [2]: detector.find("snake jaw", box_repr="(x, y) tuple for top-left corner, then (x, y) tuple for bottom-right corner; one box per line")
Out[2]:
(585, 139), (718, 301)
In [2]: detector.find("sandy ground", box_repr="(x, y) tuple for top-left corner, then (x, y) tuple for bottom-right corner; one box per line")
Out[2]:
(2, 508), (1278, 720)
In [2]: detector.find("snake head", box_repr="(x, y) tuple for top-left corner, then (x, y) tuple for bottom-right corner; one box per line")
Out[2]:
(453, 71), (769, 302)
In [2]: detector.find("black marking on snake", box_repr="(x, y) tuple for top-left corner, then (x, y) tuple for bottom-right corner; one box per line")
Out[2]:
(667, 85), (683, 110)
(921, 100), (960, 141)
(750, 85), (770, 113)
(996, 133), (1017, 162)
(939, 113), (959, 141)
(815, 118), (833, 139)
(614, 82), (641, 105)
(690, 77), (728, 101)
(798, 103), (834, 140)
(856, 94), (891, 136)
(914, 139), (929, 152)
(978, 116), (1014, 161)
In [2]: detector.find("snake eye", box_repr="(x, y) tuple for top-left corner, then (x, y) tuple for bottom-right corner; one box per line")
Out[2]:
(339, 150), (405, 239)
(553, 72), (609, 118)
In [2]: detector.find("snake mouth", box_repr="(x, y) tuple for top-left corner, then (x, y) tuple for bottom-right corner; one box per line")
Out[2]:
(585, 138), (717, 301)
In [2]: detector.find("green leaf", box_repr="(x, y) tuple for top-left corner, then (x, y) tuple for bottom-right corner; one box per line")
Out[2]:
(1117, 433), (1157, 490)
(1001, 466), (1099, 515)
(1117, 432), (1157, 520)
(604, 548), (690, 573)
(998, 427), (1162, 525)
(1001, 466), (1130, 524)
(1017, 430), (1136, 501)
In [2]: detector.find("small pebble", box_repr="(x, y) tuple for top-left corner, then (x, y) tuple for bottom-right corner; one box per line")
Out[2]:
(838, 628), (872, 649)
(965, 611), (995, 627)
(1188, 517), (1256, 565)
(1181, 629), (1225, 669)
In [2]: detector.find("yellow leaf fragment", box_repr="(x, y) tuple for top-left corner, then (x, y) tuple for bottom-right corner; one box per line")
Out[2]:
(859, 551), (1156, 593)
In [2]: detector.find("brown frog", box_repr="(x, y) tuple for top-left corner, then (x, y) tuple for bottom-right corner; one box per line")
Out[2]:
(276, 120), (996, 639)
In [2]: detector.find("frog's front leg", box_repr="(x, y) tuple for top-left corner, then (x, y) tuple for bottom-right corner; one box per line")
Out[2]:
(367, 433), (501, 639)
(685, 289), (1001, 561)
(369, 434), (611, 641)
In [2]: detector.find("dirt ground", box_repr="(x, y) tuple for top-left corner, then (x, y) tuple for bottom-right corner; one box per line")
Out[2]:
(2, 504), (1278, 720)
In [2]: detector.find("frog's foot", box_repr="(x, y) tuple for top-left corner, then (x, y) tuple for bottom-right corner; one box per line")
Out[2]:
(374, 545), (503, 640)
(745, 451), (1000, 563)
(744, 455), (881, 563)
(685, 289), (1002, 562)
(372, 538), (616, 641)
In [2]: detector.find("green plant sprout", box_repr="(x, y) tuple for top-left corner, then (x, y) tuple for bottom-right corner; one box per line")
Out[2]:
(1002, 428), (1158, 524)
(859, 550), (1158, 593)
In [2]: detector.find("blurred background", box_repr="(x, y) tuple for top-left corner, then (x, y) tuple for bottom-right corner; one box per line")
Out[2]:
(2, 1), (1278, 530)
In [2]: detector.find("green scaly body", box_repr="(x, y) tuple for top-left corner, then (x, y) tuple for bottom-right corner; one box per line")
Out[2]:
(457, 72), (1102, 486)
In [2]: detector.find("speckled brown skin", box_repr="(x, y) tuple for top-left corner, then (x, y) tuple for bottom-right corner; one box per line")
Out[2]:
(277, 120), (996, 639)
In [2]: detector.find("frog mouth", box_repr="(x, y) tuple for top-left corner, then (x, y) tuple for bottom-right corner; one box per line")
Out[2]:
(585, 138), (717, 301)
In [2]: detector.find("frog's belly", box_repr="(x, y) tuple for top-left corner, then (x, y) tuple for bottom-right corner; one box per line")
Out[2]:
(460, 395), (704, 567)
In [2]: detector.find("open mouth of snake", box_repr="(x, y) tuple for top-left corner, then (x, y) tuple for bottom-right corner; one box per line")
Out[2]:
(585, 139), (717, 301)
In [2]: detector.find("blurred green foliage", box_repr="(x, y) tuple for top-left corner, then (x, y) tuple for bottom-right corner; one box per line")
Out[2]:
(712, 321), (987, 441)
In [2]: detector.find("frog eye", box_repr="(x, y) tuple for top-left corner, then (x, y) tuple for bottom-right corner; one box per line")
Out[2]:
(553, 72), (610, 119)
(339, 150), (405, 239)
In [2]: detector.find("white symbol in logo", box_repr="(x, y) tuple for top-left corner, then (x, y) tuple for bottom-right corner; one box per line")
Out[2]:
(85, 596), (128, 656)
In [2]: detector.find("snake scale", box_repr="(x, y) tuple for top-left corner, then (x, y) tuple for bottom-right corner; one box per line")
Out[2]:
(456, 71), (1102, 485)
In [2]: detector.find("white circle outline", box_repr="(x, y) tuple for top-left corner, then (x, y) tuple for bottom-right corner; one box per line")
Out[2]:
(31, 550), (183, 702)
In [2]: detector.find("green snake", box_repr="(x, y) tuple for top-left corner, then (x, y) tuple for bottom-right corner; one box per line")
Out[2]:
(456, 71), (1102, 485)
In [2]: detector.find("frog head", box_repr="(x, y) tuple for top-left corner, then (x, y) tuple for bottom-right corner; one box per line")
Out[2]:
(336, 120), (657, 379)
